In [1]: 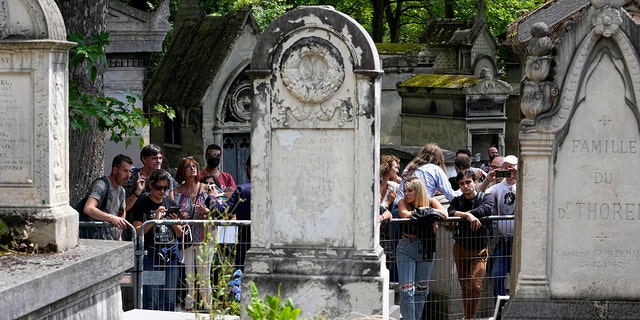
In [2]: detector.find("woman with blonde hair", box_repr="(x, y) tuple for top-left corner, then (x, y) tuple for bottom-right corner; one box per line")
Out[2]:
(396, 176), (447, 320)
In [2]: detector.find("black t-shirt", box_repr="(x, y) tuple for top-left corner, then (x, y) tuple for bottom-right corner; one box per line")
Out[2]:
(448, 192), (494, 250)
(131, 195), (179, 251)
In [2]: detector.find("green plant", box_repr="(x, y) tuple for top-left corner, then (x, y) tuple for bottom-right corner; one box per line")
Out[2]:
(190, 207), (242, 318)
(67, 31), (175, 148)
(0, 218), (55, 254)
(246, 282), (301, 320)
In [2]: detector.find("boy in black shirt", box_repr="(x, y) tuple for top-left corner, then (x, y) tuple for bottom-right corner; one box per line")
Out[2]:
(448, 170), (494, 319)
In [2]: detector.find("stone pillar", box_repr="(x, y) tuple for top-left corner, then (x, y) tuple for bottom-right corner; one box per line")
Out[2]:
(244, 5), (388, 318)
(0, 0), (77, 252)
(511, 131), (553, 299)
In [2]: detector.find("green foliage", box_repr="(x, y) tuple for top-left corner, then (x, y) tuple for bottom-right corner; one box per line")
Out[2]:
(68, 32), (109, 82)
(67, 31), (175, 148)
(452, 0), (546, 36)
(118, 0), (546, 41)
(246, 282), (301, 320)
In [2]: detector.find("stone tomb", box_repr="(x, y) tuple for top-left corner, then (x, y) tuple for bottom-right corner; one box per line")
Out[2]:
(244, 5), (388, 318)
(0, 1), (132, 319)
(504, 0), (640, 317)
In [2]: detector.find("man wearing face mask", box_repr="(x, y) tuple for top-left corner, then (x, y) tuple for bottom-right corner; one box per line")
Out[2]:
(200, 144), (236, 199)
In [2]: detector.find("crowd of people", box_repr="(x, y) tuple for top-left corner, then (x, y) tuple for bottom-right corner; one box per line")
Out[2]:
(78, 141), (517, 317)
(78, 143), (250, 312)
(380, 144), (518, 320)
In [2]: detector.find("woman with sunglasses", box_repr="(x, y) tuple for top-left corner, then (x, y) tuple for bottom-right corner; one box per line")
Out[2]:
(131, 169), (183, 311)
(396, 176), (447, 320)
(174, 157), (213, 311)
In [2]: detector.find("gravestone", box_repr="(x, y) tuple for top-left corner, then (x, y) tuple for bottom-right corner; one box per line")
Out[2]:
(0, 0), (77, 251)
(504, 0), (640, 317)
(245, 5), (388, 318)
(0, 1), (133, 319)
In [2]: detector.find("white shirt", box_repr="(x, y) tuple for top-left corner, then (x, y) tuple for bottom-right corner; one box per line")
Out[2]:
(396, 163), (456, 204)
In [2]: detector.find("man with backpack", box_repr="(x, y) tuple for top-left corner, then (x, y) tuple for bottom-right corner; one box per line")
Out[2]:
(79, 154), (133, 240)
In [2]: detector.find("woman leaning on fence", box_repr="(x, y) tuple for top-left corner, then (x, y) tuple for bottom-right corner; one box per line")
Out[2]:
(131, 169), (183, 311)
(396, 176), (447, 320)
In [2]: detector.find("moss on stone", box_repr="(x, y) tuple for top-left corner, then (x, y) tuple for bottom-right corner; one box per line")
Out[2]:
(398, 74), (479, 89)
(375, 43), (425, 54)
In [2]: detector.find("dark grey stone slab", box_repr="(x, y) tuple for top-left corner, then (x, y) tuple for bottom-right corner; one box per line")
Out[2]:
(501, 298), (640, 319)
(0, 240), (133, 319)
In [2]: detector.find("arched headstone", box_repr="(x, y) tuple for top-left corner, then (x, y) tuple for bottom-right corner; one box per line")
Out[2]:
(0, 0), (77, 251)
(245, 5), (388, 318)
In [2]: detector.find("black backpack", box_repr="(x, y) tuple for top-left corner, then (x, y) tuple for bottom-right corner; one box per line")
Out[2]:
(75, 176), (110, 221)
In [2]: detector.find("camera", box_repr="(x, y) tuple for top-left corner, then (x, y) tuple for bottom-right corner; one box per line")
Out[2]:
(165, 206), (180, 217)
(496, 170), (511, 178)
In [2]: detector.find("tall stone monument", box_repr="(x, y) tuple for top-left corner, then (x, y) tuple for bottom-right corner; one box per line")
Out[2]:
(0, 0), (77, 251)
(245, 6), (388, 318)
(505, 0), (640, 317)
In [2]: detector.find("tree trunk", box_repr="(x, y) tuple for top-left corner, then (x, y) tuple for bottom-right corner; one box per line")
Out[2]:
(385, 0), (402, 42)
(444, 0), (454, 18)
(58, 0), (108, 205)
(371, 0), (386, 42)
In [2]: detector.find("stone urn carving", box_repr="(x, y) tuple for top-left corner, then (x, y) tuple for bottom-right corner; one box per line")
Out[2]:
(521, 21), (556, 120)
(521, 80), (557, 119)
(525, 56), (553, 81)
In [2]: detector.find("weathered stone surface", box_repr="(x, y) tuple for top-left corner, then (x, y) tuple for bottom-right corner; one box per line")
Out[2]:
(0, 0), (66, 40)
(245, 5), (387, 318)
(0, 240), (133, 319)
(506, 0), (640, 317)
(0, 0), (76, 252)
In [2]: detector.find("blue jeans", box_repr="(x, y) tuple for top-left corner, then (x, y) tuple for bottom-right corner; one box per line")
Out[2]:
(491, 238), (512, 296)
(396, 238), (435, 320)
(143, 250), (180, 311)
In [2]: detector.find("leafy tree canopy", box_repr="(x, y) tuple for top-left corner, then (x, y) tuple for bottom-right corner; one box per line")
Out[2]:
(119, 0), (544, 41)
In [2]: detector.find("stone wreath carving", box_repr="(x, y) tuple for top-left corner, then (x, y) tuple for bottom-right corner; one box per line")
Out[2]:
(280, 37), (345, 104)
(273, 36), (352, 127)
(224, 79), (252, 123)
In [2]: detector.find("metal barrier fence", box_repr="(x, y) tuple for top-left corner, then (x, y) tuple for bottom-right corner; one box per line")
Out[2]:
(382, 215), (514, 320)
(80, 215), (513, 318)
(79, 219), (250, 312)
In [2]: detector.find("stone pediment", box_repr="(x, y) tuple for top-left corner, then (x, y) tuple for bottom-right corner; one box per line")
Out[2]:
(463, 71), (513, 96)
(105, 0), (170, 53)
(0, 0), (66, 40)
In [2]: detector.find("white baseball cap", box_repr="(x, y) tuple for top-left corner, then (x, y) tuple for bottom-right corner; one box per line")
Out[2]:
(503, 155), (518, 165)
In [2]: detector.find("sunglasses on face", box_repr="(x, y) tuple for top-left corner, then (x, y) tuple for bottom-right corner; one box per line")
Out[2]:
(152, 184), (170, 191)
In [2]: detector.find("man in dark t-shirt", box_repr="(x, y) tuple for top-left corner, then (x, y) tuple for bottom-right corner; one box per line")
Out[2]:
(448, 169), (494, 320)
